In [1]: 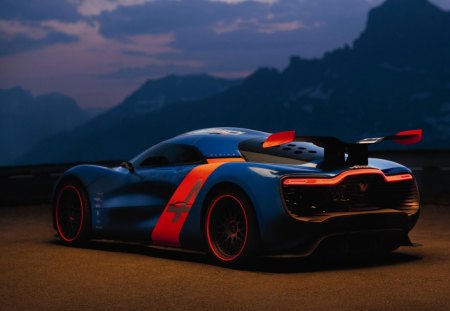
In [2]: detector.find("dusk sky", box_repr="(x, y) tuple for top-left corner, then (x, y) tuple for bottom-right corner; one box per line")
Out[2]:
(1, 0), (449, 109)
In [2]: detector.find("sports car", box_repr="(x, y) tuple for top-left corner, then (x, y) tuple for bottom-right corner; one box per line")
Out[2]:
(52, 127), (422, 265)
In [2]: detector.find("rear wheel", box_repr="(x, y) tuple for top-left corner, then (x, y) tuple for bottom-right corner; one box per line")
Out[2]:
(205, 188), (260, 266)
(54, 180), (91, 245)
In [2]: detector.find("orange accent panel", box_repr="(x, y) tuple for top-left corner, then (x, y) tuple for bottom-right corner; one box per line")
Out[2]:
(282, 169), (413, 186)
(151, 162), (224, 247)
(262, 130), (295, 148)
(207, 158), (245, 163)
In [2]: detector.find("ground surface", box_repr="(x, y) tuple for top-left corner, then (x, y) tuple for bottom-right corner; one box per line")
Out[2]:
(1, 204), (449, 311)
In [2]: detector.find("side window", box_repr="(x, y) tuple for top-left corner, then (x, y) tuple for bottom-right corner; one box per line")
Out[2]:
(140, 144), (205, 167)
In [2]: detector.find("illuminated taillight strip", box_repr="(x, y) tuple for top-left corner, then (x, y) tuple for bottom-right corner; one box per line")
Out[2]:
(383, 173), (413, 182)
(282, 169), (413, 186)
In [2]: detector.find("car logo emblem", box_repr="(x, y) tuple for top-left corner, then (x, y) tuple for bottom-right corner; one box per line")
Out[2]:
(359, 183), (369, 192)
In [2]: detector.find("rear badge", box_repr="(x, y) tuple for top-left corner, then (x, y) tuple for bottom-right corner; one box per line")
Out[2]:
(359, 183), (369, 192)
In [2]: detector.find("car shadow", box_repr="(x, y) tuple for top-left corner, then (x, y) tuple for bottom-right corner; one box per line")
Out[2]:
(249, 251), (422, 273)
(49, 239), (209, 264)
(48, 239), (422, 273)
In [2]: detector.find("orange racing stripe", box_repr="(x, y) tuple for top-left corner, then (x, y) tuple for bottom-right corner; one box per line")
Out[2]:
(151, 162), (225, 247)
(206, 157), (244, 163)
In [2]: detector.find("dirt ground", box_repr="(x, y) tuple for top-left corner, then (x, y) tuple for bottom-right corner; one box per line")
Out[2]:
(1, 204), (450, 311)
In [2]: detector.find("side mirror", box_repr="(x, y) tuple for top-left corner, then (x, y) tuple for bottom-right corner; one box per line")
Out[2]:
(120, 161), (135, 173)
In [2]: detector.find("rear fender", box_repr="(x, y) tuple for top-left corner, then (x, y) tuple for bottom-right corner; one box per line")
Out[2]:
(180, 162), (286, 250)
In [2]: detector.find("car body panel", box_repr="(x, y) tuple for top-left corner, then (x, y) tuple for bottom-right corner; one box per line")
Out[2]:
(54, 127), (420, 256)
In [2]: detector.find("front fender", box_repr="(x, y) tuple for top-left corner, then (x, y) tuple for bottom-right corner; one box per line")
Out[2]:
(52, 165), (115, 203)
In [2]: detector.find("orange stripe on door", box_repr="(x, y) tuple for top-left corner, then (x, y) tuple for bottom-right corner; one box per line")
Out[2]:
(151, 162), (224, 247)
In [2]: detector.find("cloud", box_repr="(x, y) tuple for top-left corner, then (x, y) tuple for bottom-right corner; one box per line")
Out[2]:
(256, 20), (305, 34)
(0, 0), (383, 89)
(1, 0), (401, 108)
(74, 0), (155, 16)
(73, 0), (278, 17)
(0, 32), (78, 56)
(0, 20), (79, 56)
(0, 20), (48, 40)
(0, 20), (177, 78)
(211, 0), (278, 4)
(212, 18), (304, 34)
(0, 0), (81, 22)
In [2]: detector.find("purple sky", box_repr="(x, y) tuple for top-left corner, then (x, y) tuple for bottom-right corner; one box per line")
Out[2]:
(1, 0), (449, 109)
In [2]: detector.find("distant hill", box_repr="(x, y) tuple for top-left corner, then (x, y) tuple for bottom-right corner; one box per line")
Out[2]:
(13, 74), (241, 165)
(17, 0), (450, 165)
(81, 74), (242, 134)
(0, 87), (87, 165)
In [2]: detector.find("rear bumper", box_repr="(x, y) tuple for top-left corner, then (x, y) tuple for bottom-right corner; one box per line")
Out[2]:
(264, 209), (419, 256)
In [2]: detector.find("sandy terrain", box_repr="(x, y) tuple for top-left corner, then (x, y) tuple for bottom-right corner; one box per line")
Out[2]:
(1, 204), (449, 310)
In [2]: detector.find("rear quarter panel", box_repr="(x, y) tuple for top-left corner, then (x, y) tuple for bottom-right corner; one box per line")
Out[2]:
(179, 158), (413, 252)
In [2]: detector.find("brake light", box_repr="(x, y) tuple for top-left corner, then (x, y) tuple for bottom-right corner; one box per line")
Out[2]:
(282, 169), (413, 186)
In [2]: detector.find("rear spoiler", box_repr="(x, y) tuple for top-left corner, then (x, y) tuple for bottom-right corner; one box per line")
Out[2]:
(263, 129), (422, 167)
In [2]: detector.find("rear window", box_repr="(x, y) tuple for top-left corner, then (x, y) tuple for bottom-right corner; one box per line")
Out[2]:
(238, 138), (323, 164)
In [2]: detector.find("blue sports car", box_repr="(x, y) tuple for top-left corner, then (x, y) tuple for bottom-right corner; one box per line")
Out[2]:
(52, 127), (422, 265)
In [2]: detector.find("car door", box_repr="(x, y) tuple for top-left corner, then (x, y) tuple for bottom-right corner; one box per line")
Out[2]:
(94, 143), (205, 242)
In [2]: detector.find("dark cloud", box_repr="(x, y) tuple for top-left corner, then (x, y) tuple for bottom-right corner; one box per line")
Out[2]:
(0, 0), (81, 22)
(0, 32), (78, 56)
(97, 0), (246, 37)
(96, 0), (380, 42)
(11, 0), (449, 108)
(94, 0), (384, 76)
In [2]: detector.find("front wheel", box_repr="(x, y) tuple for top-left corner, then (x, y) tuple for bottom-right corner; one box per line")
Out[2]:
(53, 179), (91, 245)
(205, 188), (261, 266)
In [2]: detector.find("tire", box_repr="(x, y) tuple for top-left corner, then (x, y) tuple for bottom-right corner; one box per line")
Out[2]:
(204, 187), (261, 266)
(53, 179), (91, 245)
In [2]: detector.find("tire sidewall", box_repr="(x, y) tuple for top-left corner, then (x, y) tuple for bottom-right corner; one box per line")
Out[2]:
(53, 178), (91, 245)
(204, 187), (261, 266)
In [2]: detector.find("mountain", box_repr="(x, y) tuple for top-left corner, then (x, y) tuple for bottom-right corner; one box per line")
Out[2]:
(17, 0), (450, 165)
(13, 74), (241, 165)
(119, 74), (243, 114)
(85, 73), (242, 130)
(0, 87), (88, 165)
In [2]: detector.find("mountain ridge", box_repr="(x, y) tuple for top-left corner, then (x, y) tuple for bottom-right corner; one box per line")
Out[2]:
(16, 0), (450, 165)
(0, 86), (88, 165)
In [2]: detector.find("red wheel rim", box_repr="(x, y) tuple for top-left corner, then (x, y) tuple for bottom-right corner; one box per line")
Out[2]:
(206, 194), (248, 262)
(55, 185), (84, 242)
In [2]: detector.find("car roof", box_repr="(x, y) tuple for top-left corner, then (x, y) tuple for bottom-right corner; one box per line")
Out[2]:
(167, 127), (269, 158)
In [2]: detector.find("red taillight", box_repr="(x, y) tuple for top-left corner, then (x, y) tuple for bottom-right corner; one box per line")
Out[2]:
(384, 173), (413, 182)
(282, 169), (413, 186)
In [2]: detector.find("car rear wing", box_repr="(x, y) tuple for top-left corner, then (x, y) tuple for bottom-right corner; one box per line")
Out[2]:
(262, 129), (422, 167)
